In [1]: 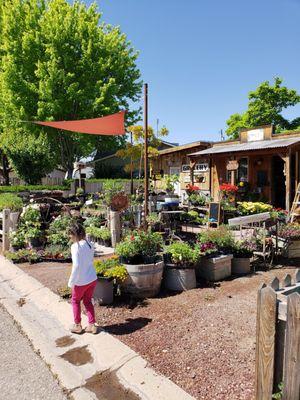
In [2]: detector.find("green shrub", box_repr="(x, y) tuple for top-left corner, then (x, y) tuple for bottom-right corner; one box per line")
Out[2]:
(10, 230), (26, 248)
(198, 226), (234, 252)
(83, 216), (104, 228)
(116, 230), (163, 264)
(5, 249), (40, 264)
(21, 207), (41, 225)
(86, 226), (111, 241)
(0, 193), (23, 212)
(0, 184), (70, 193)
(164, 242), (198, 266)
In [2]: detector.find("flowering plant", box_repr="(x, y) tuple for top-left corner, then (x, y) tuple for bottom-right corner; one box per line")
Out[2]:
(198, 242), (218, 257)
(237, 201), (272, 215)
(231, 239), (257, 258)
(186, 184), (200, 196)
(94, 257), (128, 283)
(219, 183), (238, 194)
(115, 230), (163, 264)
(278, 223), (300, 240)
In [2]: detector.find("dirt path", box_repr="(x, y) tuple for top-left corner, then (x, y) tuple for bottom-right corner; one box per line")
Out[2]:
(18, 261), (298, 400)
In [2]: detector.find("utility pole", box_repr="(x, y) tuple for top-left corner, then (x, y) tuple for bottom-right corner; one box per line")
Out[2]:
(130, 130), (134, 195)
(144, 83), (149, 222)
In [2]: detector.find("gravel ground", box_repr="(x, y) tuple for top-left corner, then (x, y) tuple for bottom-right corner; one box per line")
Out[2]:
(0, 305), (67, 400)
(18, 261), (298, 400)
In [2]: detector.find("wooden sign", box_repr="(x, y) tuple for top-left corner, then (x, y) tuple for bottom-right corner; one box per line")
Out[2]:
(208, 202), (221, 226)
(226, 160), (239, 171)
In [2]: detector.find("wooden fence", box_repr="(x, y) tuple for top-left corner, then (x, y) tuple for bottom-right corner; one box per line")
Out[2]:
(0, 209), (13, 252)
(255, 270), (300, 400)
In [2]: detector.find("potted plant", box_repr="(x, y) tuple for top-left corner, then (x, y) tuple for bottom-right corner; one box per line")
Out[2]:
(231, 240), (255, 275)
(5, 248), (40, 264)
(164, 242), (198, 291)
(115, 230), (164, 298)
(164, 175), (180, 204)
(25, 226), (42, 248)
(42, 244), (71, 262)
(146, 213), (161, 232)
(93, 256), (128, 305)
(10, 230), (26, 251)
(196, 227), (234, 281)
(277, 223), (300, 258)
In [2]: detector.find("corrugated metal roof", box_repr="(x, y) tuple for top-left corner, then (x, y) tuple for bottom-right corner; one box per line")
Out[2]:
(189, 137), (300, 156)
(158, 141), (211, 155)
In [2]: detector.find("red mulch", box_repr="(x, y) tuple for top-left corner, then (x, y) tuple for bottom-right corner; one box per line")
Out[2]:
(18, 261), (298, 400)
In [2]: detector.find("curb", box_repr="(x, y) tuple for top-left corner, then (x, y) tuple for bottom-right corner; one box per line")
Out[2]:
(0, 255), (195, 400)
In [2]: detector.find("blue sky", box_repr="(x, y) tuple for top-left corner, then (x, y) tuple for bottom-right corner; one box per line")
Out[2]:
(93, 0), (300, 143)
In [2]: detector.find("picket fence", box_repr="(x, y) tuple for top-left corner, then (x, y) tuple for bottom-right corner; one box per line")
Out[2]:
(255, 270), (300, 400)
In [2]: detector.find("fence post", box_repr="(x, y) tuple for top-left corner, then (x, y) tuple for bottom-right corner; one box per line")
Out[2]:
(2, 208), (10, 252)
(110, 210), (121, 248)
(255, 286), (277, 400)
(282, 293), (300, 400)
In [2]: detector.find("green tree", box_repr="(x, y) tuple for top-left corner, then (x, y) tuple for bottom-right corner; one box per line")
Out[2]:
(116, 125), (169, 177)
(226, 77), (300, 139)
(0, 0), (141, 182)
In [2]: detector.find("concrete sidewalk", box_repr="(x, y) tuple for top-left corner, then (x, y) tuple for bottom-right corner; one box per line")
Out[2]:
(0, 305), (67, 400)
(0, 255), (195, 400)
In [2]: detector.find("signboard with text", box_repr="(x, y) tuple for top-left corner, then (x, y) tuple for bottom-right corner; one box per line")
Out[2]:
(182, 163), (209, 173)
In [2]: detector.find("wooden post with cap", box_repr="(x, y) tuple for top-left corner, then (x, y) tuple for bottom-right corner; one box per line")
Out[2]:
(144, 83), (149, 223)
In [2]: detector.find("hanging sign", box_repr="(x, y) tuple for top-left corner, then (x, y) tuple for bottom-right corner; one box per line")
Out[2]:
(247, 128), (264, 142)
(226, 160), (239, 171)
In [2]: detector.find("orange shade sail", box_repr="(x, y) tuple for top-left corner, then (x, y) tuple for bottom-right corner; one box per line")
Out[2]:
(34, 111), (126, 135)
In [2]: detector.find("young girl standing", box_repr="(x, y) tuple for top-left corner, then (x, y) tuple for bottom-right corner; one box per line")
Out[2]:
(68, 223), (97, 334)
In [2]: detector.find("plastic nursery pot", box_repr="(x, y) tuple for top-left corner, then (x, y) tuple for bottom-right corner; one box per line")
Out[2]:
(93, 277), (114, 306)
(29, 238), (42, 249)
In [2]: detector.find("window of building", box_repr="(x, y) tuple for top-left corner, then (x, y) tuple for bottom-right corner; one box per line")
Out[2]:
(237, 158), (248, 182)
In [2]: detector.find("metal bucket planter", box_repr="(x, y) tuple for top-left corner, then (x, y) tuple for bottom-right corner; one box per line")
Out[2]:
(122, 260), (164, 298)
(231, 257), (251, 275)
(93, 277), (113, 305)
(164, 264), (196, 291)
(196, 254), (233, 282)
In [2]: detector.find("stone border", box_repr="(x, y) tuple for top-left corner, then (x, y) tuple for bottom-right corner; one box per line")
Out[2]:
(0, 255), (195, 400)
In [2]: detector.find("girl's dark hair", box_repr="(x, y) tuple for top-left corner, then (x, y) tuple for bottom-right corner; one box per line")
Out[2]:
(68, 223), (86, 241)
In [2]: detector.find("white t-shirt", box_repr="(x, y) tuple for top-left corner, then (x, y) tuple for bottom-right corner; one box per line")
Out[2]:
(68, 240), (97, 288)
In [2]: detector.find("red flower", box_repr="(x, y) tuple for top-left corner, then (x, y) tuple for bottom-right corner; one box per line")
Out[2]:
(219, 183), (238, 193)
(130, 235), (135, 241)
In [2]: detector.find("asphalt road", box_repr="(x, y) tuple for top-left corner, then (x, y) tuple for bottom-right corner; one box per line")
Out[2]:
(0, 305), (67, 400)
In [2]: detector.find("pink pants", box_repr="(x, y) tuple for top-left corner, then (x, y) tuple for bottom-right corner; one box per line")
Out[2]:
(71, 280), (97, 324)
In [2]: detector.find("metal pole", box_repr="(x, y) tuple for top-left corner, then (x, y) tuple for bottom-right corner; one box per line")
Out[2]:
(144, 83), (149, 222)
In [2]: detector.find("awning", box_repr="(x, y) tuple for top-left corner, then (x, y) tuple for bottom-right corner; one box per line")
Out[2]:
(34, 111), (125, 135)
(189, 136), (300, 156)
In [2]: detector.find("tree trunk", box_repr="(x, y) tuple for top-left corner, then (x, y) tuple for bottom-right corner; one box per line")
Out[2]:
(1, 152), (10, 185)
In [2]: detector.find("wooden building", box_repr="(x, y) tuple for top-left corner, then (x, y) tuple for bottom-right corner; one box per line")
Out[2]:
(151, 141), (211, 198)
(189, 125), (300, 211)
